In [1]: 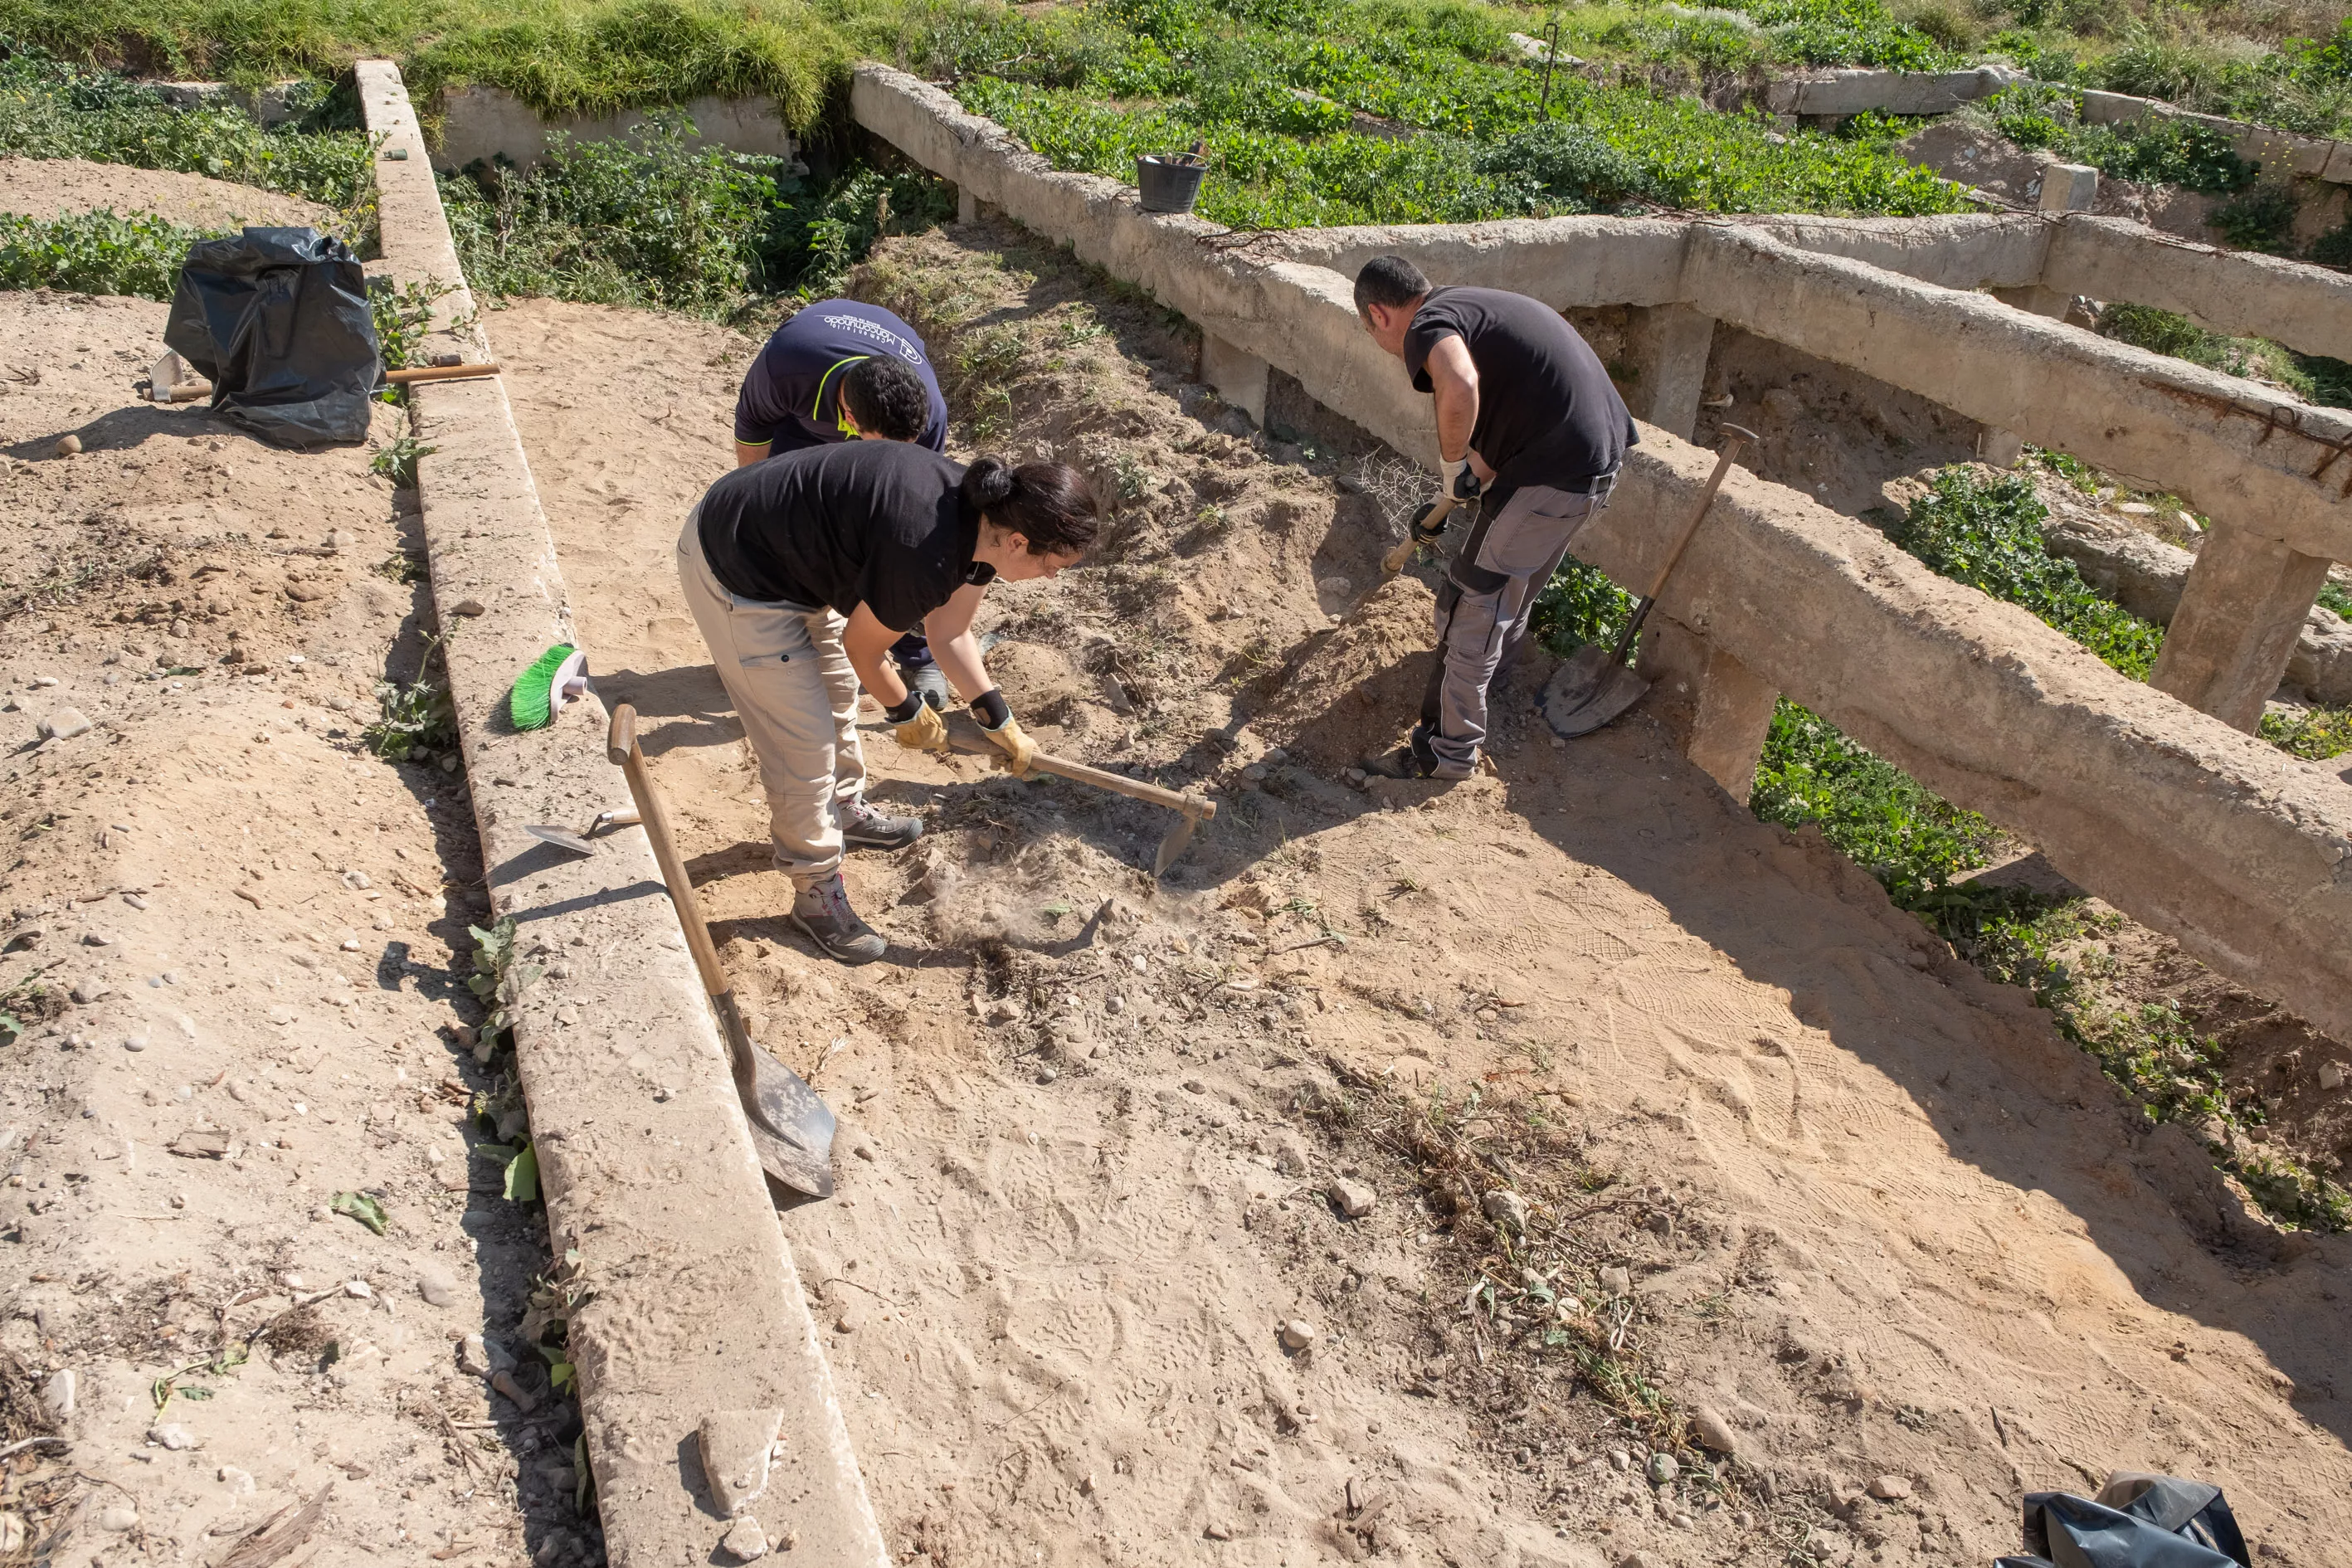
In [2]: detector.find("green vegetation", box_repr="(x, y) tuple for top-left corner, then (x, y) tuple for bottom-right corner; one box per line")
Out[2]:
(942, 0), (1972, 227)
(1991, 14), (2352, 141)
(0, 206), (214, 295)
(439, 116), (952, 315)
(2259, 704), (2352, 760)
(0, 46), (377, 219)
(2096, 303), (2352, 411)
(1986, 81), (2257, 192)
(1751, 699), (1998, 902)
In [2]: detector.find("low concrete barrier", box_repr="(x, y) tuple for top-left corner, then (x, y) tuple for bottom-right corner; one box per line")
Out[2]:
(1765, 65), (2026, 117)
(432, 84), (804, 172)
(2039, 217), (2352, 363)
(2082, 89), (2343, 183)
(358, 59), (888, 1568)
(850, 61), (2352, 1040)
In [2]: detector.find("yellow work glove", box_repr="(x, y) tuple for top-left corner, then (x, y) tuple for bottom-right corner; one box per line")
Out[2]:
(980, 716), (1037, 778)
(889, 697), (948, 751)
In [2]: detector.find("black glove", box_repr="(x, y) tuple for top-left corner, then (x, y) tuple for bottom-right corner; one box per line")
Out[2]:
(1409, 499), (1449, 549)
(1444, 457), (1483, 503)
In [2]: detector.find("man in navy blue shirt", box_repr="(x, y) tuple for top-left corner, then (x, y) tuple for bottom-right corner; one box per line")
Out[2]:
(735, 299), (956, 706)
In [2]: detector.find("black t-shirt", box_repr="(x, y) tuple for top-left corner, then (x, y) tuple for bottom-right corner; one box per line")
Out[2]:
(695, 441), (994, 631)
(734, 299), (950, 455)
(1403, 286), (1637, 488)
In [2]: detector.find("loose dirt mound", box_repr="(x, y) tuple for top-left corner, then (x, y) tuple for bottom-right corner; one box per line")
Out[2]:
(497, 221), (2352, 1568)
(0, 156), (332, 230)
(0, 291), (590, 1566)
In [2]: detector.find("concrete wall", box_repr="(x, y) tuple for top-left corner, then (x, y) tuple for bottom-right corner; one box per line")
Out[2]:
(2041, 217), (2352, 363)
(433, 84), (802, 172)
(1765, 66), (2026, 117)
(359, 60), (887, 1568)
(850, 62), (2352, 1041)
(2082, 89), (2345, 185)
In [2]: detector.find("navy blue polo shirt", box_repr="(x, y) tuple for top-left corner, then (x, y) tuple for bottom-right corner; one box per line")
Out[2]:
(733, 299), (948, 455)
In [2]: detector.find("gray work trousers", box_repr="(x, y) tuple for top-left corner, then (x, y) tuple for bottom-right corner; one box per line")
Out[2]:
(1420, 478), (1614, 777)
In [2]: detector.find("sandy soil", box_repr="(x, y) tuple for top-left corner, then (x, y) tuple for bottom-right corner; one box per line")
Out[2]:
(494, 222), (2352, 1567)
(0, 290), (591, 1566)
(0, 157), (333, 231)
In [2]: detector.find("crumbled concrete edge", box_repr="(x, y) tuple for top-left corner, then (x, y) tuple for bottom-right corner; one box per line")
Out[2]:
(850, 61), (2352, 1040)
(356, 61), (889, 1568)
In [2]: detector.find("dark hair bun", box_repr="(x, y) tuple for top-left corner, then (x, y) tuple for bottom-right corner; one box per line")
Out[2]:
(961, 455), (1018, 511)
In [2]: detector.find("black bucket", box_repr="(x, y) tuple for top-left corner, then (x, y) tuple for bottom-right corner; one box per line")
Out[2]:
(1136, 153), (1207, 214)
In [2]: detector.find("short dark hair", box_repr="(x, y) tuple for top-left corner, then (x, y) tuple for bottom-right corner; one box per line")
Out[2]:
(1354, 256), (1431, 314)
(842, 357), (931, 443)
(961, 456), (1101, 558)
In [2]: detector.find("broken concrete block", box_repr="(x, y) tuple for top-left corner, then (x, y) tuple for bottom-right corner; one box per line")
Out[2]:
(698, 1408), (785, 1517)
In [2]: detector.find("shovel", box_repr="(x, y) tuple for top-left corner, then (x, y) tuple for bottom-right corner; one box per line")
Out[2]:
(1543, 425), (1757, 739)
(606, 704), (836, 1200)
(945, 713), (1218, 874)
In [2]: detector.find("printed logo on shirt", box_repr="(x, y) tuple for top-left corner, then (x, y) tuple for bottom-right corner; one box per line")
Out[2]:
(819, 313), (925, 364)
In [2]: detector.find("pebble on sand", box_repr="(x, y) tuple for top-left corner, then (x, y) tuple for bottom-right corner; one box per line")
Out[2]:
(1279, 1319), (1317, 1351)
(1481, 1189), (1530, 1234)
(1867, 1474), (1913, 1501)
(416, 1267), (456, 1308)
(1327, 1177), (1376, 1218)
(1646, 1452), (1679, 1486)
(37, 709), (92, 742)
(1690, 1405), (1739, 1456)
(719, 1516), (769, 1562)
(54, 435), (80, 458)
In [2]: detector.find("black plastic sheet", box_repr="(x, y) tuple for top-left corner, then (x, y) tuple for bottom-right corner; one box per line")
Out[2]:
(164, 226), (380, 448)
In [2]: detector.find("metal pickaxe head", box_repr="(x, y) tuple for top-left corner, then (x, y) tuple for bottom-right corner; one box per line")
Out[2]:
(1154, 803), (1209, 877)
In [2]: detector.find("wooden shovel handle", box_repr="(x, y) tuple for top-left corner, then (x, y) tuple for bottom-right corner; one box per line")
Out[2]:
(1642, 424), (1756, 601)
(384, 362), (502, 385)
(606, 704), (731, 1001)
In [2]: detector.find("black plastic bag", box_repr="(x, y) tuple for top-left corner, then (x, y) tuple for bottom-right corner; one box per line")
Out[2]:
(1998, 1473), (2250, 1568)
(164, 226), (381, 449)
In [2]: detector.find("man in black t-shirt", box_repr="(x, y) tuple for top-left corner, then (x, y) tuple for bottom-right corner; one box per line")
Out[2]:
(734, 299), (957, 709)
(1354, 255), (1638, 780)
(679, 441), (1100, 965)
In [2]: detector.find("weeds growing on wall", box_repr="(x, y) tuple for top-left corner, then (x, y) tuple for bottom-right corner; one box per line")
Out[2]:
(1986, 83), (2257, 193)
(0, 47), (378, 220)
(439, 114), (950, 316)
(2095, 302), (2350, 410)
(0, 206), (214, 295)
(1991, 16), (2352, 141)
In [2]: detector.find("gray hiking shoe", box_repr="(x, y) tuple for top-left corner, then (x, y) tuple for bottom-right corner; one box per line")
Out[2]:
(791, 873), (887, 966)
(840, 795), (922, 850)
(901, 660), (951, 711)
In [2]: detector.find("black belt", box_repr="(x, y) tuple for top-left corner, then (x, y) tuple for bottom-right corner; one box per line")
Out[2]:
(1557, 470), (1619, 495)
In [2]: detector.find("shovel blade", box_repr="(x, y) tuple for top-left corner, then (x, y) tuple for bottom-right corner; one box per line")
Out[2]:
(1543, 645), (1653, 738)
(715, 995), (837, 1199)
(1153, 810), (1203, 876)
(523, 824), (596, 857)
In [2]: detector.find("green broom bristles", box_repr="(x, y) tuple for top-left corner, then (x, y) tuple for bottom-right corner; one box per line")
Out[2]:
(510, 643), (577, 731)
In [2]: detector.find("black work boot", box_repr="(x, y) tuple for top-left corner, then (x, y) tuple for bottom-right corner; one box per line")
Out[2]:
(791, 873), (887, 966)
(1361, 723), (1444, 780)
(840, 795), (922, 850)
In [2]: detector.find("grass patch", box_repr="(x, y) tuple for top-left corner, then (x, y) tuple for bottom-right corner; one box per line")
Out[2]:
(1986, 81), (2258, 193)
(2258, 704), (2352, 760)
(0, 206), (216, 295)
(1751, 699), (1996, 904)
(440, 115), (952, 316)
(0, 46), (377, 221)
(2096, 301), (2346, 407)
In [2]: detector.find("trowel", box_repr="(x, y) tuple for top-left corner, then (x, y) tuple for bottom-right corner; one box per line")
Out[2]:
(1544, 425), (1757, 739)
(606, 704), (836, 1200)
(522, 806), (641, 857)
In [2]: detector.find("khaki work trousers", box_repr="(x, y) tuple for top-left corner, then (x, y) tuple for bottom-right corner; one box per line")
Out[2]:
(676, 509), (866, 888)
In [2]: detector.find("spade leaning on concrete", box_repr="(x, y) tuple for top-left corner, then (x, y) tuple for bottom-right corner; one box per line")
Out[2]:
(679, 440), (1100, 963)
(1353, 255), (1639, 780)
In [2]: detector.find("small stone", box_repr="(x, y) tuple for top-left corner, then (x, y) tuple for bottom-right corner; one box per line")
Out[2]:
(1482, 1189), (1530, 1234)
(41, 1368), (75, 1420)
(457, 1334), (497, 1377)
(1342, 767), (1368, 787)
(1867, 1474), (1912, 1501)
(1278, 1319), (1317, 1351)
(984, 997), (1024, 1026)
(1646, 1451), (1679, 1486)
(344, 1278), (373, 1299)
(1183, 1079), (1207, 1094)
(416, 1267), (456, 1308)
(2114, 500), (2155, 516)
(1203, 1523), (1234, 1541)
(2320, 1063), (2346, 1091)
(834, 1314), (855, 1335)
(123, 1035), (148, 1053)
(698, 1409), (784, 1517)
(449, 598), (487, 617)
(98, 1505), (139, 1531)
(37, 708), (92, 742)
(1690, 1405), (1739, 1456)
(218, 1465), (256, 1494)
(54, 434), (81, 457)
(1035, 1066), (1059, 1084)
(1327, 1177), (1376, 1218)
(719, 1516), (770, 1562)
(1599, 1265), (1632, 1297)
(1607, 1449), (1631, 1472)
(1105, 995), (1126, 1015)
(149, 1423), (197, 1451)
(852, 1143), (876, 1161)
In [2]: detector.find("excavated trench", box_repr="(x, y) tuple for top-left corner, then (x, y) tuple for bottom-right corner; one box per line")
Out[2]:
(493, 220), (2352, 1567)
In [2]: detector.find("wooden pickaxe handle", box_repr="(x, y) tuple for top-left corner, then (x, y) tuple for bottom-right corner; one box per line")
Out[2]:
(385, 362), (502, 385)
(942, 714), (1215, 820)
(1381, 491), (1455, 577)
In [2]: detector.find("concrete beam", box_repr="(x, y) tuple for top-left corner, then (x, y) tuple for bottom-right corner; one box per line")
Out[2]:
(850, 61), (2352, 1035)
(1201, 332), (1269, 425)
(1626, 304), (1714, 441)
(1639, 616), (1778, 803)
(1764, 66), (2025, 117)
(432, 84), (802, 172)
(2150, 526), (2335, 731)
(360, 61), (888, 1568)
(1681, 224), (2352, 562)
(1267, 215), (1692, 309)
(2042, 217), (2352, 363)
(2038, 163), (2098, 212)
